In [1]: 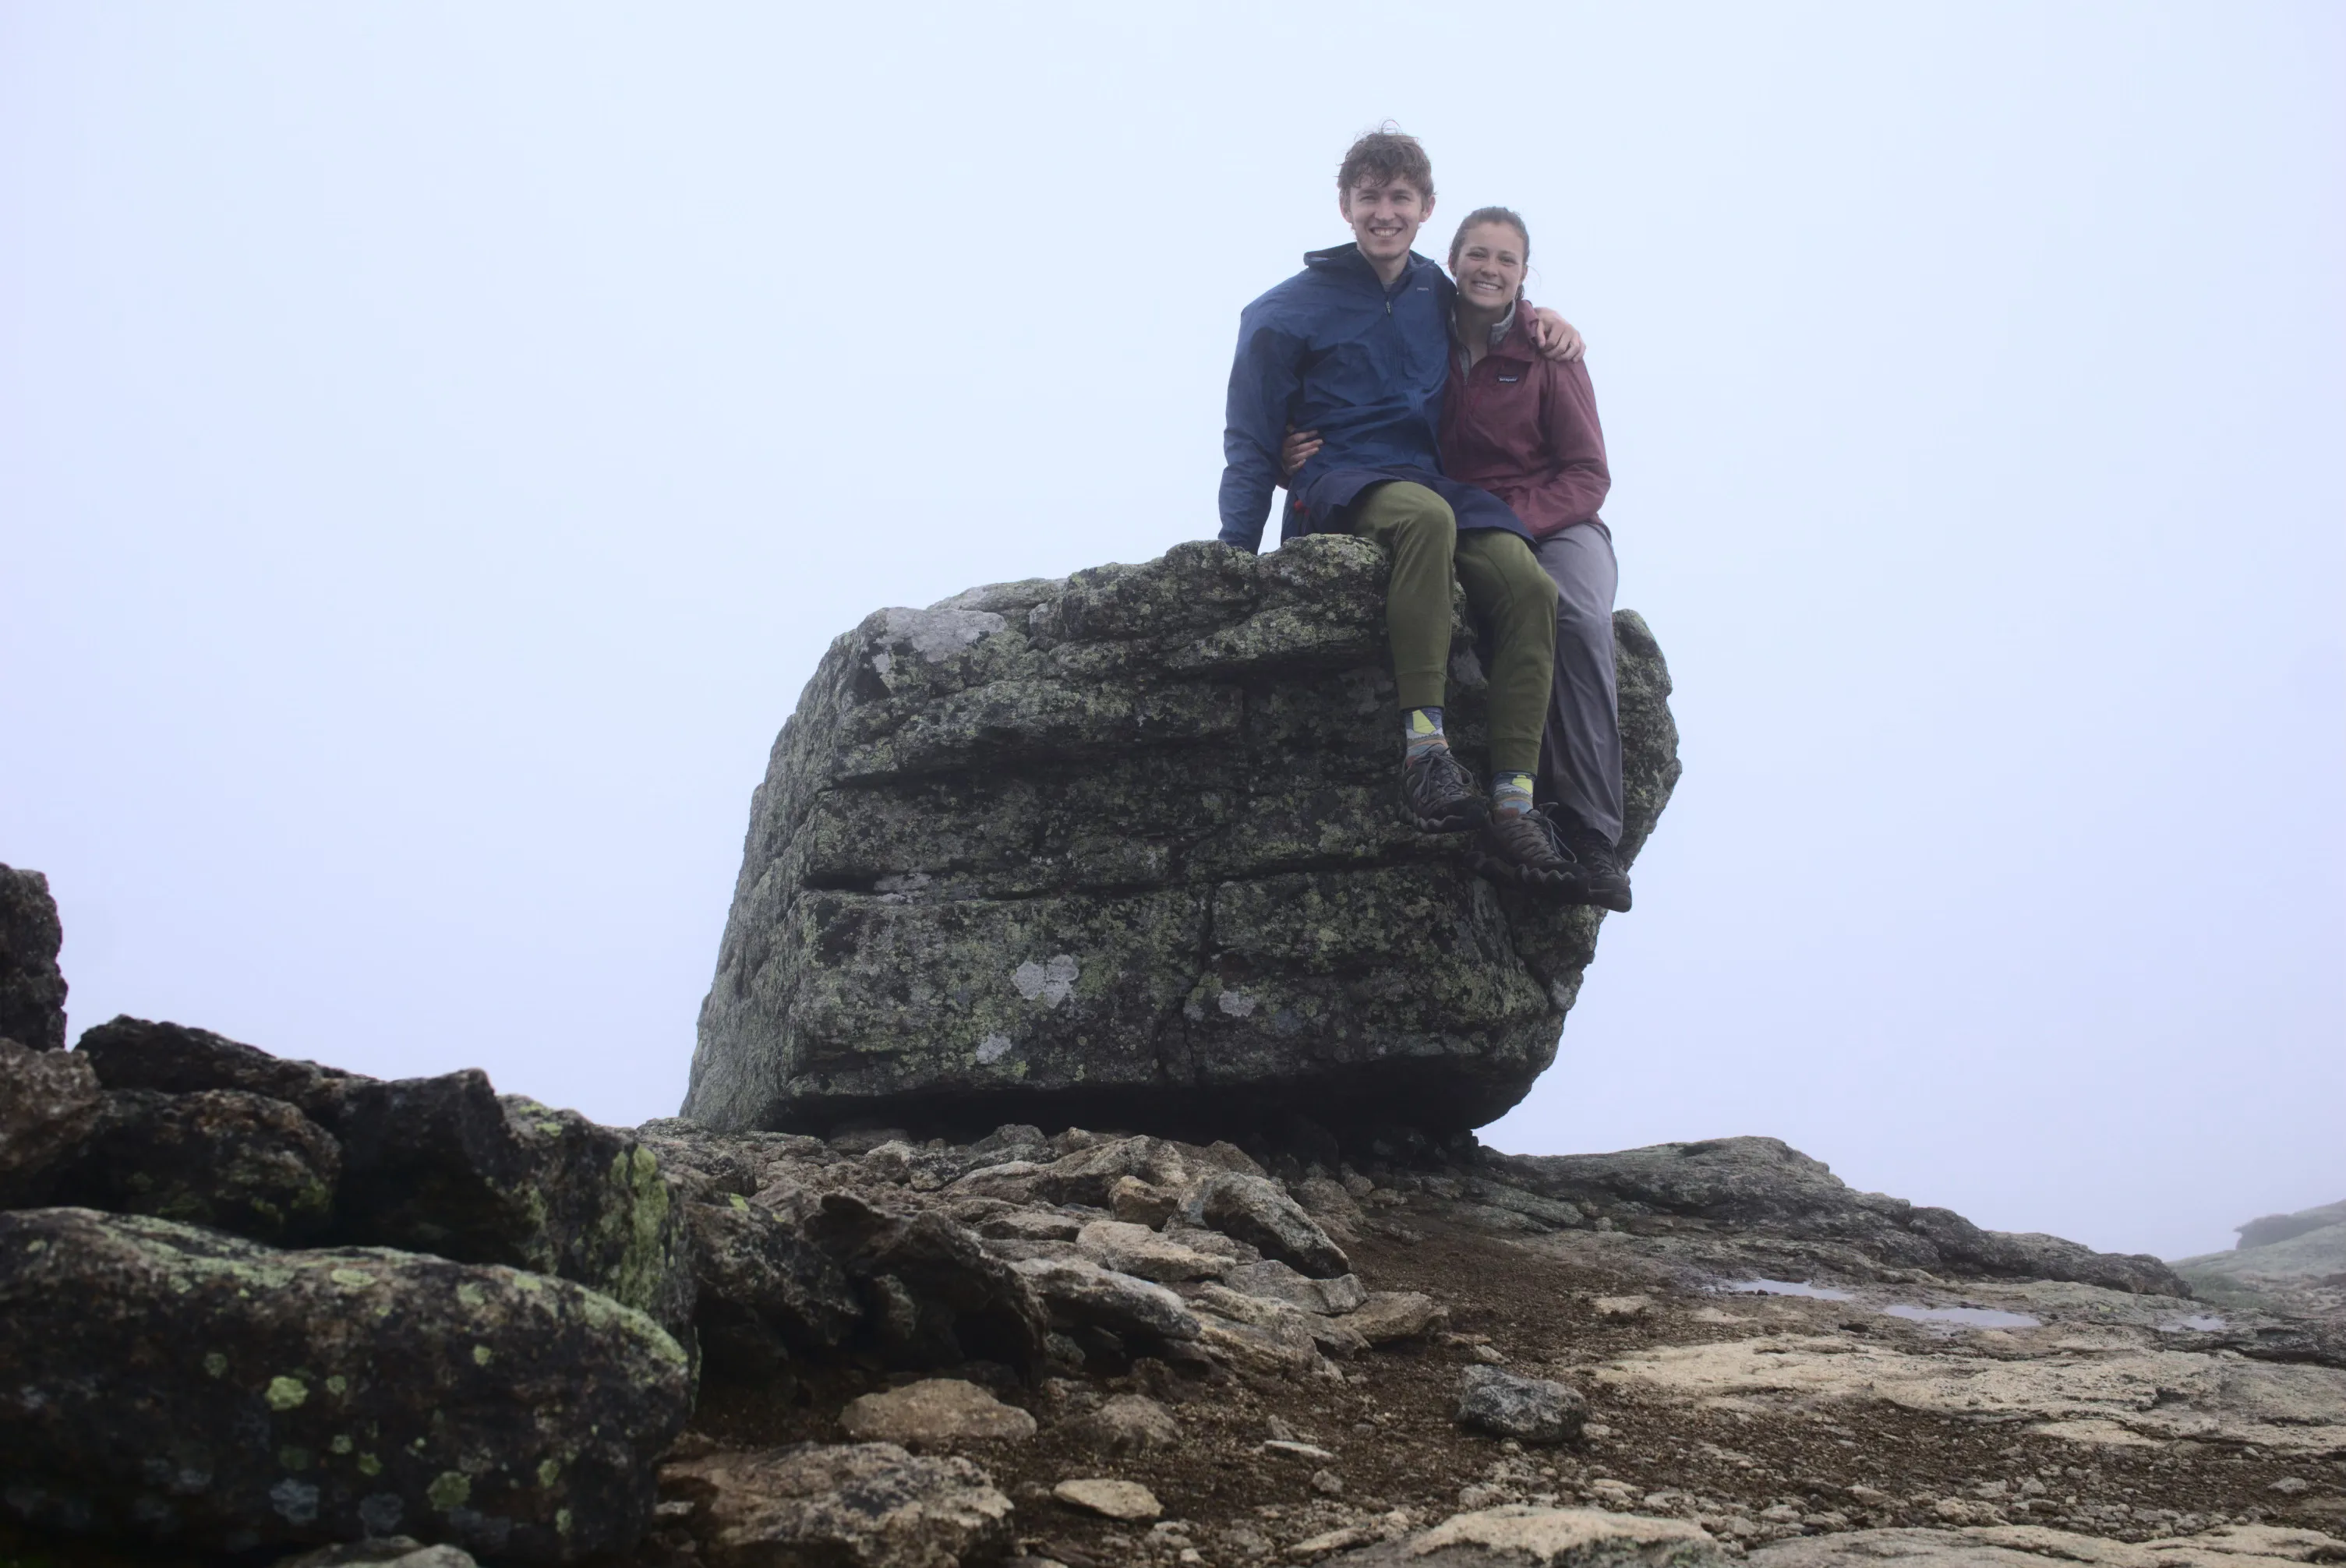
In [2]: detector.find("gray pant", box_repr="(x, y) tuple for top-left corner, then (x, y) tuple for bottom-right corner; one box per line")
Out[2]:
(1532, 524), (1623, 846)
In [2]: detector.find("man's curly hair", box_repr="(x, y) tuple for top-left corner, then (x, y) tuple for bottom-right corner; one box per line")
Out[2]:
(1337, 125), (1435, 203)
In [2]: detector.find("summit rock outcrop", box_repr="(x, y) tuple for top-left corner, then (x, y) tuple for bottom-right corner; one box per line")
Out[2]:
(684, 537), (1681, 1140)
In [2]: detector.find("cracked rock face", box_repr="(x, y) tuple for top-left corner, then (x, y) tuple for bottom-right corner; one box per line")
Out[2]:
(684, 536), (1680, 1139)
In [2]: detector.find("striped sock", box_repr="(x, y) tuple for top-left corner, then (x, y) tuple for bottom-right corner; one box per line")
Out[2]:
(1490, 772), (1535, 819)
(1403, 706), (1447, 760)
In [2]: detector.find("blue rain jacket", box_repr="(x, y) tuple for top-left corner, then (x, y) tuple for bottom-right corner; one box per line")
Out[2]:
(1217, 243), (1528, 552)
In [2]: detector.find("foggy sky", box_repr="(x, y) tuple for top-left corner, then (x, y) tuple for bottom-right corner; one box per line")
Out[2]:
(3, 2), (2339, 1261)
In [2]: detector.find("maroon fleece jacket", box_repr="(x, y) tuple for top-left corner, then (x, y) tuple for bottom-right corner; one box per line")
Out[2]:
(1438, 305), (1611, 540)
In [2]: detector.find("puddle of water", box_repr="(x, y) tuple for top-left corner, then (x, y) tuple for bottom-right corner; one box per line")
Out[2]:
(2159, 1315), (2229, 1333)
(1881, 1303), (2041, 1330)
(1721, 1279), (1854, 1301)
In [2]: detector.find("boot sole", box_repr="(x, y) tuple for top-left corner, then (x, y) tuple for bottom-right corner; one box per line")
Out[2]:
(1409, 802), (1489, 834)
(1462, 845), (1585, 896)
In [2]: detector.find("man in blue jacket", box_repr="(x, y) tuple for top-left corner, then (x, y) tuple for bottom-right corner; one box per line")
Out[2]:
(1217, 129), (1584, 889)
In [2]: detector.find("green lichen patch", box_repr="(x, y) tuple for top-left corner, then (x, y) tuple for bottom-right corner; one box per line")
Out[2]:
(0, 1208), (691, 1557)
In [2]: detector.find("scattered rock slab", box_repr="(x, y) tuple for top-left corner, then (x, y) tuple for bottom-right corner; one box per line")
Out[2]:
(1062, 1392), (1181, 1454)
(804, 1193), (1049, 1372)
(662, 1442), (1016, 1567)
(1196, 1282), (1366, 1357)
(1328, 1506), (1726, 1567)
(1054, 1477), (1164, 1521)
(1747, 1524), (2346, 1568)
(1456, 1365), (1589, 1444)
(1076, 1218), (1234, 1281)
(1591, 1294), (1652, 1320)
(1226, 1258), (1369, 1315)
(1595, 1335), (2346, 1451)
(0, 1207), (691, 1560)
(1108, 1174), (1183, 1226)
(1183, 1171), (1351, 1278)
(1263, 1438), (1337, 1461)
(839, 1378), (1039, 1446)
(981, 1208), (1084, 1243)
(1349, 1290), (1447, 1344)
(1474, 1136), (2185, 1295)
(1197, 1310), (1327, 1381)
(0, 865), (68, 1052)
(1013, 1254), (1203, 1342)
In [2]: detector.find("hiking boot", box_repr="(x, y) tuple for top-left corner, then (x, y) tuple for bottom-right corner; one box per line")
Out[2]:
(1400, 746), (1489, 833)
(1558, 814), (1632, 912)
(1466, 807), (1584, 894)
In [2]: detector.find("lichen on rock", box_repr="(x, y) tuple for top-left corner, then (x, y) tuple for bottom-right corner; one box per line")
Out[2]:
(0, 1207), (690, 1559)
(685, 536), (1680, 1139)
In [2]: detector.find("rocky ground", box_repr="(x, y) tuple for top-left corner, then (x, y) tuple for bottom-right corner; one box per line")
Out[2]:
(629, 1124), (2346, 1568)
(6, 1030), (2345, 1567)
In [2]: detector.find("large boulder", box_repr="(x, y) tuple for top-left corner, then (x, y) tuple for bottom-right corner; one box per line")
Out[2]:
(684, 537), (1680, 1139)
(0, 865), (67, 1051)
(0, 1208), (691, 1560)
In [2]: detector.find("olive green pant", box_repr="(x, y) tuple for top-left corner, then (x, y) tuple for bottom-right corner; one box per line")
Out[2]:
(1345, 482), (1558, 776)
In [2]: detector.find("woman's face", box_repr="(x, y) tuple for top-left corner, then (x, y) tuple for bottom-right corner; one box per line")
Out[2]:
(1453, 222), (1527, 311)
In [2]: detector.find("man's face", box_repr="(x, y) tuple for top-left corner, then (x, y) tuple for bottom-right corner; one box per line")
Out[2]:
(1340, 178), (1433, 269)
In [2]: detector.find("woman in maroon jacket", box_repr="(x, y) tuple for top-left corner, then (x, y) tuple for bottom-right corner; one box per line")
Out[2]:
(1284, 207), (1631, 910)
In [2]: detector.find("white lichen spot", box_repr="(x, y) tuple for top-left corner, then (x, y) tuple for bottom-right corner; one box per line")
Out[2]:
(265, 1376), (309, 1411)
(357, 1453), (382, 1478)
(426, 1470), (471, 1510)
(331, 1434), (353, 1455)
(472, 1344), (494, 1366)
(556, 1507), (574, 1534)
(1014, 954), (1079, 1007)
(976, 1033), (1014, 1065)
(1217, 990), (1257, 1019)
(455, 1282), (486, 1308)
(881, 605), (1005, 660)
(203, 1352), (228, 1379)
(538, 1457), (562, 1487)
(324, 1375), (347, 1396)
(330, 1268), (374, 1290)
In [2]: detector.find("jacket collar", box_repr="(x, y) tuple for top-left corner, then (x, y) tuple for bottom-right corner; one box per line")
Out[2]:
(1479, 297), (1539, 364)
(1305, 242), (1438, 293)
